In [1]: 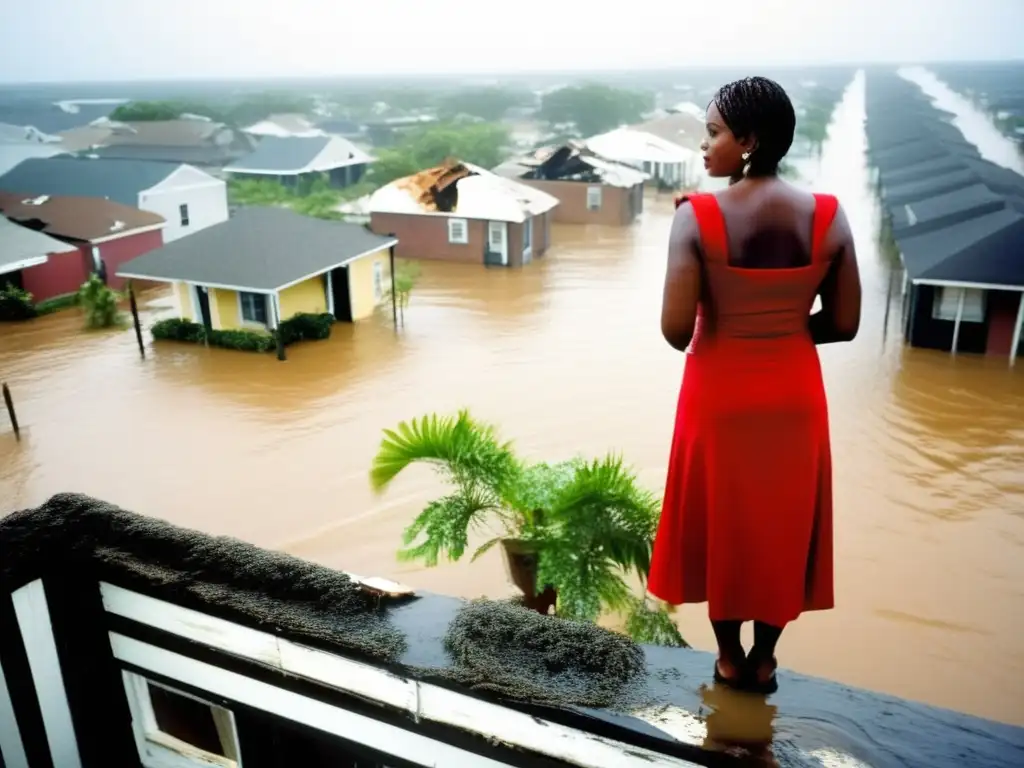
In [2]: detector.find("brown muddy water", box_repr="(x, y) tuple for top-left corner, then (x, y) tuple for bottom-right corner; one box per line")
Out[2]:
(2, 72), (1024, 736)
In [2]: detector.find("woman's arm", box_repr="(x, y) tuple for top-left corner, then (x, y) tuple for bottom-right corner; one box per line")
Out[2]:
(810, 203), (862, 345)
(661, 202), (703, 351)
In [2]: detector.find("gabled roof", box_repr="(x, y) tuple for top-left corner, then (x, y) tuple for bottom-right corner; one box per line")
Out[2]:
(0, 215), (78, 275)
(0, 156), (180, 206)
(0, 101), (117, 136)
(888, 183), (1008, 238)
(632, 113), (706, 153)
(243, 114), (324, 138)
(584, 128), (698, 165)
(225, 136), (373, 175)
(0, 192), (165, 243)
(492, 142), (648, 188)
(368, 161), (559, 224)
(117, 206), (396, 291)
(78, 144), (244, 166)
(899, 207), (1024, 286)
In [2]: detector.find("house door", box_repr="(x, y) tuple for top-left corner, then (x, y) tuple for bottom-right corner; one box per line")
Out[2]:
(330, 265), (353, 322)
(485, 221), (508, 266)
(195, 286), (213, 331)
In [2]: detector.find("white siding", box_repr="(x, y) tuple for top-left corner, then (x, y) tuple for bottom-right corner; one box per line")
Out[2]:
(138, 181), (228, 243)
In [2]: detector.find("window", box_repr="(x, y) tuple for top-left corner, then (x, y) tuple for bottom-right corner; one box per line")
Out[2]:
(586, 185), (603, 211)
(372, 260), (384, 302)
(123, 672), (239, 768)
(447, 217), (468, 244)
(239, 291), (268, 325)
(932, 287), (985, 323)
(179, 204), (190, 227)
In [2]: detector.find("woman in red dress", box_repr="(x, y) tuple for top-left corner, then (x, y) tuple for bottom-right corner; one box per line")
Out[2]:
(648, 77), (862, 694)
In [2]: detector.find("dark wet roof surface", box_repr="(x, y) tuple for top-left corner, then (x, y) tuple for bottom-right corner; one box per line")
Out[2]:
(227, 135), (331, 173)
(0, 155), (176, 206)
(79, 144), (241, 166)
(2, 493), (1023, 768)
(867, 70), (1024, 286)
(0, 101), (115, 134)
(117, 205), (396, 290)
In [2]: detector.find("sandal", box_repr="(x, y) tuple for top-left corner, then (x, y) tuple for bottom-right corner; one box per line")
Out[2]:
(713, 656), (745, 689)
(744, 654), (779, 695)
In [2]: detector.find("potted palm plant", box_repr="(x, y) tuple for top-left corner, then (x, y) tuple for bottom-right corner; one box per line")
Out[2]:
(369, 410), (686, 646)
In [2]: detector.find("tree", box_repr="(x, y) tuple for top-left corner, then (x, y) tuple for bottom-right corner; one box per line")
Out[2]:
(366, 123), (510, 187)
(369, 410), (687, 646)
(77, 274), (123, 329)
(228, 175), (375, 221)
(391, 260), (420, 325)
(109, 92), (314, 125)
(795, 86), (843, 155)
(539, 84), (655, 138)
(438, 87), (534, 122)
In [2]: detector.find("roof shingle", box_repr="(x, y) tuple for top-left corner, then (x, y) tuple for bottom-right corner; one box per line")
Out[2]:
(117, 206), (396, 291)
(0, 156), (178, 206)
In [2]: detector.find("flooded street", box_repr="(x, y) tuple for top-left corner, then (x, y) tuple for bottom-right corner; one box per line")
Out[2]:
(3, 71), (1024, 729)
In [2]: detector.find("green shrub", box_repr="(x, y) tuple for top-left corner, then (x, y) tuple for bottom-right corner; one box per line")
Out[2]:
(35, 293), (78, 315)
(151, 312), (334, 353)
(0, 283), (38, 322)
(277, 312), (335, 344)
(77, 274), (124, 329)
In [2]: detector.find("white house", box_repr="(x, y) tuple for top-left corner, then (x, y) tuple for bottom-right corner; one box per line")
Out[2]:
(585, 128), (701, 188)
(0, 156), (228, 243)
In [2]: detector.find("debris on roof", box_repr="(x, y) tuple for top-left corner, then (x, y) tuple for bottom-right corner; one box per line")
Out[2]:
(369, 160), (559, 223)
(493, 142), (648, 188)
(0, 191), (165, 243)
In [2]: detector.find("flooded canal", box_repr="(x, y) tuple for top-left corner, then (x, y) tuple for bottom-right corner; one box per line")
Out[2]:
(2, 71), (1023, 731)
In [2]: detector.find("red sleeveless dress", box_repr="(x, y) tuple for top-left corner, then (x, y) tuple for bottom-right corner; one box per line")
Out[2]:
(648, 192), (839, 628)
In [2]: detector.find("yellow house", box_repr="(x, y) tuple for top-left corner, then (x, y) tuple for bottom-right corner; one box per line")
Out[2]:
(118, 207), (398, 332)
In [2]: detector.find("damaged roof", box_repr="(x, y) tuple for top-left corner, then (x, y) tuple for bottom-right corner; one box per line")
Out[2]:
(492, 142), (648, 188)
(0, 191), (165, 243)
(368, 160), (559, 224)
(0, 215), (78, 274)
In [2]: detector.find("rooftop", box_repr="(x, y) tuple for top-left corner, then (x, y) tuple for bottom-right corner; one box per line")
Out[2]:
(117, 206), (396, 292)
(0, 214), (77, 275)
(585, 127), (700, 165)
(0, 155), (185, 206)
(225, 135), (373, 176)
(0, 192), (165, 243)
(369, 161), (559, 224)
(492, 142), (649, 188)
(1, 493), (1022, 768)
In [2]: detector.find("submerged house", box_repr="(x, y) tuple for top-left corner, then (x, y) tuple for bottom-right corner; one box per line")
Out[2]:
(3, 494), (1023, 768)
(584, 128), (700, 189)
(492, 143), (647, 226)
(224, 136), (373, 189)
(867, 71), (1024, 363)
(0, 156), (228, 244)
(117, 207), (396, 331)
(0, 193), (165, 293)
(368, 161), (559, 267)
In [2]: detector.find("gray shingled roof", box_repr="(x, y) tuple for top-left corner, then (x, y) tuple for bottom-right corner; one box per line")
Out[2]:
(117, 206), (397, 291)
(226, 136), (331, 173)
(889, 183), (1007, 237)
(900, 207), (1024, 285)
(80, 144), (243, 166)
(0, 156), (175, 206)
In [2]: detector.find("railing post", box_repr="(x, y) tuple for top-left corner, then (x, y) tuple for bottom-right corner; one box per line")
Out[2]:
(3, 382), (20, 441)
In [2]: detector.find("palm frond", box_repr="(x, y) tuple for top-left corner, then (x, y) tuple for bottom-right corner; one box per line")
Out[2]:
(369, 410), (519, 493)
(624, 598), (689, 647)
(397, 487), (502, 566)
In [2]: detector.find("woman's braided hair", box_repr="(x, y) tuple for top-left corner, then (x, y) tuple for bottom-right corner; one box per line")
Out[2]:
(711, 76), (796, 177)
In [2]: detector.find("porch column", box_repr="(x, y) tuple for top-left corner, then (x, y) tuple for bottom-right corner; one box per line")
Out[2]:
(1010, 290), (1024, 369)
(326, 271), (335, 316)
(271, 292), (281, 330)
(950, 287), (966, 356)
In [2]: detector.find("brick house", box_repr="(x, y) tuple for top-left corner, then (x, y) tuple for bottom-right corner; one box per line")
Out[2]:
(493, 143), (647, 226)
(0, 192), (165, 298)
(368, 161), (559, 267)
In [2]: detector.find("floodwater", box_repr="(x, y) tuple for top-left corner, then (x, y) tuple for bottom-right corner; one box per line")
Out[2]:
(2, 70), (1024, 735)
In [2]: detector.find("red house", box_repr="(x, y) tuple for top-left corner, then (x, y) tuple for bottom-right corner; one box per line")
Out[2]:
(0, 192), (165, 299)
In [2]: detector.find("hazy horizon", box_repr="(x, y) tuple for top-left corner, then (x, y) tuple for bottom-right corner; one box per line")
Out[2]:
(2, 0), (1022, 85)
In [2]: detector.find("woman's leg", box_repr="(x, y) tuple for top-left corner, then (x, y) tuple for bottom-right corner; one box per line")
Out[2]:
(751, 621), (783, 682)
(711, 619), (745, 681)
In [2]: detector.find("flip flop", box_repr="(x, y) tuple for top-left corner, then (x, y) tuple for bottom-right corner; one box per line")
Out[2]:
(745, 656), (779, 695)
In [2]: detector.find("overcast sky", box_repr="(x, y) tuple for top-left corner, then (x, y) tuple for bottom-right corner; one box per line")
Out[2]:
(2, 0), (1022, 83)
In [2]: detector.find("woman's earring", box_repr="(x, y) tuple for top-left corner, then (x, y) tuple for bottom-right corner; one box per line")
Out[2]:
(741, 152), (751, 161)
(741, 151), (752, 176)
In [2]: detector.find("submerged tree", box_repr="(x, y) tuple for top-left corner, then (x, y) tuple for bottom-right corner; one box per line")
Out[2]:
(77, 274), (123, 329)
(369, 410), (687, 646)
(391, 260), (420, 326)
